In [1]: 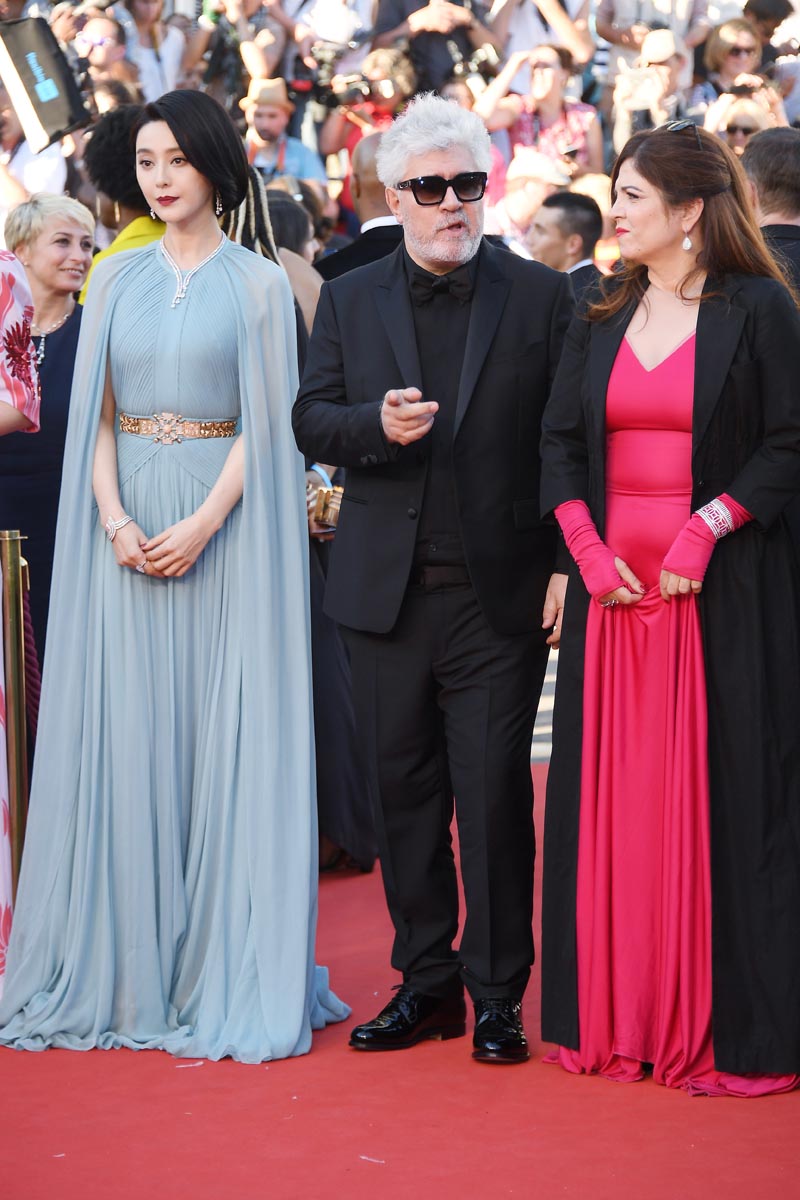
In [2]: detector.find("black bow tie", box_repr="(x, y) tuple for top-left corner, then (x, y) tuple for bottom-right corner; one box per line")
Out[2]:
(410, 264), (473, 306)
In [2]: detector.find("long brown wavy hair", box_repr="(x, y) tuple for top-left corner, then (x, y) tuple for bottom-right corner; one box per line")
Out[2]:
(588, 123), (797, 323)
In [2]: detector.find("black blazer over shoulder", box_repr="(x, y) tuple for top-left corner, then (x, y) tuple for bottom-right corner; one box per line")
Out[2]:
(293, 239), (575, 636)
(315, 225), (405, 281)
(539, 273), (800, 1074)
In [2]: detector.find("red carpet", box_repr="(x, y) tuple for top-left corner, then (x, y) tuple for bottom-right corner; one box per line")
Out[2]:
(2, 765), (799, 1199)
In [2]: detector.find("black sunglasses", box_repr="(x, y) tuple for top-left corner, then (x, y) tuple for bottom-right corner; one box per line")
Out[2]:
(662, 119), (703, 151)
(727, 45), (757, 56)
(726, 123), (758, 135)
(395, 172), (488, 206)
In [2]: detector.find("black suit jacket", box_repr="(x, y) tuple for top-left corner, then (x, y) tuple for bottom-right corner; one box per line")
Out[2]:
(763, 224), (800, 292)
(293, 239), (574, 636)
(316, 224), (404, 280)
(567, 262), (602, 305)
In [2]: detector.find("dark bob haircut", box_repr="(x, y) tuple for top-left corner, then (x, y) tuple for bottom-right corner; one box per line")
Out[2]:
(135, 90), (248, 214)
(84, 104), (148, 211)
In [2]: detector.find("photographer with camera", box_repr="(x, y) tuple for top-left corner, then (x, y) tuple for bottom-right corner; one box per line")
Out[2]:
(182, 0), (285, 116)
(474, 44), (603, 177)
(240, 77), (328, 184)
(318, 48), (415, 216)
(319, 48), (415, 157)
(611, 29), (688, 153)
(372, 0), (500, 93)
(596, 0), (710, 111)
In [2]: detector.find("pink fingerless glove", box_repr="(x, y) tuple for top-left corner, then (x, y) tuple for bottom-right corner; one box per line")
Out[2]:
(555, 500), (626, 600)
(661, 493), (752, 582)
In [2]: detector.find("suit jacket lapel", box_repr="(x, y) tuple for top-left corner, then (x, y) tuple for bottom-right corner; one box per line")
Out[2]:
(692, 278), (746, 462)
(374, 245), (423, 388)
(454, 242), (511, 438)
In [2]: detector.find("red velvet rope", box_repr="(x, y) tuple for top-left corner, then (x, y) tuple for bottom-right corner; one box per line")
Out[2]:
(21, 589), (41, 742)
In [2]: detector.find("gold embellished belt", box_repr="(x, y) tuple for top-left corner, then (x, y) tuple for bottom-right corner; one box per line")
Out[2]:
(119, 411), (237, 444)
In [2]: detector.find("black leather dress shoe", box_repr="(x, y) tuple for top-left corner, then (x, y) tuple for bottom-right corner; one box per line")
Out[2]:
(349, 986), (467, 1051)
(472, 999), (529, 1063)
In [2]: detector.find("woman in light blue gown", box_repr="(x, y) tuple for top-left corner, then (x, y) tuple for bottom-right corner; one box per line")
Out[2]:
(0, 91), (349, 1062)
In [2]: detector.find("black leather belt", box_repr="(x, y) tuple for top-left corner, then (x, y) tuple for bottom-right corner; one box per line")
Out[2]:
(409, 564), (471, 590)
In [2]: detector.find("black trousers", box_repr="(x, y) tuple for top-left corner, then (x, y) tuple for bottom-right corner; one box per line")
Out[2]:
(343, 581), (549, 1002)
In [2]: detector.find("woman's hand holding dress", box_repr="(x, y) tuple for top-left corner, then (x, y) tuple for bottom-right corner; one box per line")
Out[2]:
(555, 499), (646, 605)
(660, 492), (752, 601)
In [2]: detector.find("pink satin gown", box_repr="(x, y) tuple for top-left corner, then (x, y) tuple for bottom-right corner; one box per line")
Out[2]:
(548, 335), (799, 1096)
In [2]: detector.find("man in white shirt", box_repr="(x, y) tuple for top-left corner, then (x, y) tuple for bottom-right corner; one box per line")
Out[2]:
(0, 88), (67, 249)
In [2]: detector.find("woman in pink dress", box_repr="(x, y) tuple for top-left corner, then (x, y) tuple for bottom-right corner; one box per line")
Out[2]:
(540, 123), (800, 1095)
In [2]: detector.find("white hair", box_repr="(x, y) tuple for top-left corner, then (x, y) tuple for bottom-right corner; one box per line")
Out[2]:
(376, 92), (492, 188)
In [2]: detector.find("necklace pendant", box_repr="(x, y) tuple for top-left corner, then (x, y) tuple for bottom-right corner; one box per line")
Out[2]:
(36, 336), (46, 366)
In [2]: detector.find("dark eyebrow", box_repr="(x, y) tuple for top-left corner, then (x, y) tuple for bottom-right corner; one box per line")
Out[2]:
(136, 145), (182, 155)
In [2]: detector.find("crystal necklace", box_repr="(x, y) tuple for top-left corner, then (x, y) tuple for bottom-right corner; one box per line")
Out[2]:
(160, 233), (226, 308)
(32, 303), (73, 366)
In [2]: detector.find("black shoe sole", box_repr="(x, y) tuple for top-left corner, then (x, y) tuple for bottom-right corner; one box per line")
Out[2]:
(349, 1022), (467, 1051)
(472, 1047), (530, 1064)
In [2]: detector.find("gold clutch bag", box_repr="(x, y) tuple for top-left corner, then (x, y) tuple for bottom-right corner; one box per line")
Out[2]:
(313, 485), (344, 530)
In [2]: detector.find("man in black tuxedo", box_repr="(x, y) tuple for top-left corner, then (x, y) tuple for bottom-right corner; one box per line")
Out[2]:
(527, 192), (603, 303)
(293, 95), (573, 1063)
(316, 133), (404, 281)
(741, 127), (800, 550)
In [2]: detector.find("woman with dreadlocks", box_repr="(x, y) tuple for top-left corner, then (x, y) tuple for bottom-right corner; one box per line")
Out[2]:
(224, 165), (377, 875)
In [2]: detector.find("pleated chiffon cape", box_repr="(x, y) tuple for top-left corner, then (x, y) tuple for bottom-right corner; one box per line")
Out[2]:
(0, 241), (349, 1061)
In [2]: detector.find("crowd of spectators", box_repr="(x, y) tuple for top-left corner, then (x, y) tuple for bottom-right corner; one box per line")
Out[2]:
(1, 0), (799, 275)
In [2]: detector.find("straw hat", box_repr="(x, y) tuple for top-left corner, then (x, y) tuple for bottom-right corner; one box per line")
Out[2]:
(239, 78), (295, 113)
(639, 29), (686, 66)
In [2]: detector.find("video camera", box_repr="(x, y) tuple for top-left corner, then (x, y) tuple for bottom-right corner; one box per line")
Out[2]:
(446, 40), (500, 86)
(288, 33), (373, 109)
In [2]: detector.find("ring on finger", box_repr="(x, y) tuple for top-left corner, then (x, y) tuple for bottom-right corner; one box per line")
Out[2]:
(136, 560), (147, 574)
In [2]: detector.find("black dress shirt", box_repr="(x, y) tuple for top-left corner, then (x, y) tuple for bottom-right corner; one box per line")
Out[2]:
(404, 247), (477, 566)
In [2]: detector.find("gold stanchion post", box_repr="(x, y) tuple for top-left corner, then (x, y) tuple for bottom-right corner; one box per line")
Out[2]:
(0, 530), (28, 904)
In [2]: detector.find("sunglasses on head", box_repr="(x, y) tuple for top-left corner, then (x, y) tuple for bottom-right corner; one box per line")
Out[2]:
(662, 119), (703, 151)
(728, 45), (757, 56)
(726, 123), (758, 135)
(395, 172), (488, 206)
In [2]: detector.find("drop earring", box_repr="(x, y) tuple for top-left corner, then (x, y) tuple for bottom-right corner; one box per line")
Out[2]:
(682, 233), (693, 251)
(149, 208), (156, 220)
(215, 191), (223, 217)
